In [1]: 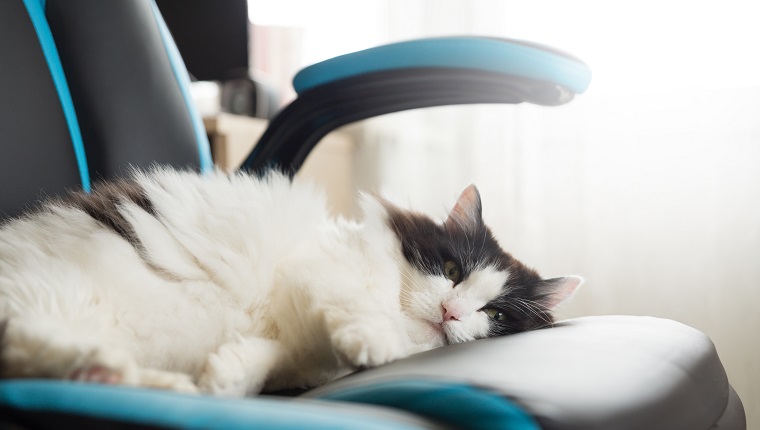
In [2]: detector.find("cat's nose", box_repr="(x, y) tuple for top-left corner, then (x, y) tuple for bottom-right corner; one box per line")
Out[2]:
(442, 303), (463, 321)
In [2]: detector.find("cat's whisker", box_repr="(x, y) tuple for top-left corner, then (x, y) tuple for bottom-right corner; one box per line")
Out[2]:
(397, 285), (416, 301)
(398, 266), (418, 285)
(450, 216), (472, 255)
(521, 300), (553, 326)
(512, 298), (553, 327)
(477, 227), (487, 260)
(509, 300), (535, 320)
(510, 297), (546, 321)
(398, 268), (428, 300)
(549, 308), (571, 323)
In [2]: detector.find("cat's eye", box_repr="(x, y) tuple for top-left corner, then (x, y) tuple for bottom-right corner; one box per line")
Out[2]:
(482, 307), (508, 322)
(443, 260), (460, 283)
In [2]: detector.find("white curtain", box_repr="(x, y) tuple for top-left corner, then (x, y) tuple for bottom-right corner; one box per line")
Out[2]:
(249, 1), (760, 424)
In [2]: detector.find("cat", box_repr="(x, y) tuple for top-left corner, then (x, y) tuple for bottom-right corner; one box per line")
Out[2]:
(0, 167), (581, 396)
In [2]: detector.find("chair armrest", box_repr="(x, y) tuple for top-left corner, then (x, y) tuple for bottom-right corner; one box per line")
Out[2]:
(240, 36), (591, 175)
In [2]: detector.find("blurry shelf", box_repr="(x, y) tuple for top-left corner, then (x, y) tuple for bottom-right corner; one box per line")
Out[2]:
(203, 113), (357, 217)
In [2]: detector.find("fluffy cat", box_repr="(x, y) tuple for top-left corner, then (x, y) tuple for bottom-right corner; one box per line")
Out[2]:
(0, 168), (581, 396)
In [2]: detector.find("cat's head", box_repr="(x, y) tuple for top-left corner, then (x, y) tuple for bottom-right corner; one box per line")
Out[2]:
(380, 185), (582, 348)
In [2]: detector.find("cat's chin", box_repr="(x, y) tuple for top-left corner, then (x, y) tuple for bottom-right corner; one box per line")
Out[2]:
(432, 322), (453, 347)
(426, 320), (445, 335)
(405, 317), (448, 349)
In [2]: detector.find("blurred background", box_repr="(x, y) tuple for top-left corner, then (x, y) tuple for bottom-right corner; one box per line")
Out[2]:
(160, 0), (759, 426)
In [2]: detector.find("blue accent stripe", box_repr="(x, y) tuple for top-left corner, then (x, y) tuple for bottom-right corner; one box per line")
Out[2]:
(0, 381), (423, 430)
(22, 0), (91, 192)
(294, 37), (592, 96)
(316, 379), (541, 430)
(149, 0), (213, 174)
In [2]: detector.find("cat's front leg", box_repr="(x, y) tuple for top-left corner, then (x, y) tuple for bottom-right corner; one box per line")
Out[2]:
(277, 270), (409, 369)
(276, 240), (410, 371)
(326, 310), (409, 369)
(196, 334), (281, 396)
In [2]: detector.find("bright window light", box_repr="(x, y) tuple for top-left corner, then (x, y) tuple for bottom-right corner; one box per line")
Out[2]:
(247, 0), (760, 96)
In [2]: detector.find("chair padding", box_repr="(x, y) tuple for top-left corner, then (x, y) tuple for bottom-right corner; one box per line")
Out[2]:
(0, 1), (83, 218)
(305, 315), (745, 430)
(0, 380), (443, 430)
(45, 0), (208, 180)
(314, 379), (540, 430)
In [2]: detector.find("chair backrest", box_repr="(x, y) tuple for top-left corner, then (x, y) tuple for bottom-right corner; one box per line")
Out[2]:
(0, 0), (212, 220)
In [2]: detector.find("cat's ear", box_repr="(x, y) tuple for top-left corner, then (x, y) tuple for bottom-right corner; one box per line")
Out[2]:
(536, 276), (583, 310)
(445, 185), (483, 232)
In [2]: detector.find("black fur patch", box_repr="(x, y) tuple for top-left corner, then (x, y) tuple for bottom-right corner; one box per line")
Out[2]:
(58, 179), (156, 246)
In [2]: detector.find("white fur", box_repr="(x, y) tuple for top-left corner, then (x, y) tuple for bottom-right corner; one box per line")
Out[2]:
(0, 168), (516, 395)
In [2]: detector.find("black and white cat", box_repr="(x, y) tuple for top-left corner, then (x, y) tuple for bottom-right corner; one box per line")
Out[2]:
(0, 168), (581, 396)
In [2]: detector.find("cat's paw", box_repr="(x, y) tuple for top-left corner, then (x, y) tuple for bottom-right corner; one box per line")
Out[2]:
(65, 349), (197, 393)
(198, 348), (252, 396)
(66, 347), (139, 386)
(70, 365), (124, 384)
(197, 338), (278, 396)
(331, 322), (407, 369)
(139, 369), (199, 394)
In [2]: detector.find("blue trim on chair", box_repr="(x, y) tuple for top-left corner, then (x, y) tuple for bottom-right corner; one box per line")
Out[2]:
(316, 379), (541, 430)
(22, 0), (91, 192)
(149, 0), (213, 174)
(0, 380), (424, 430)
(294, 37), (592, 96)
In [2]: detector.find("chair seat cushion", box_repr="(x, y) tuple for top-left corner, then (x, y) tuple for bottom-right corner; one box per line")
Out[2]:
(305, 315), (745, 430)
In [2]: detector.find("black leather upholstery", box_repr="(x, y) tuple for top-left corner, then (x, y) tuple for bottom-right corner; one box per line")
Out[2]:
(46, 0), (203, 180)
(307, 316), (747, 430)
(0, 1), (82, 219)
(0, 0), (205, 221)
